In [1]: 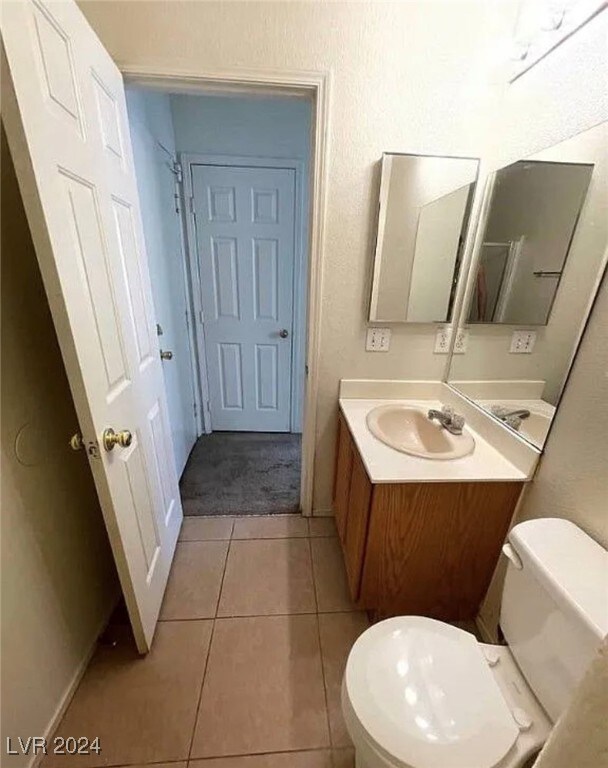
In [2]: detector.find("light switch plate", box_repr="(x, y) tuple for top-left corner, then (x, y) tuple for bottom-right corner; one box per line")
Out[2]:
(510, 330), (537, 354)
(366, 327), (391, 352)
(434, 326), (452, 354)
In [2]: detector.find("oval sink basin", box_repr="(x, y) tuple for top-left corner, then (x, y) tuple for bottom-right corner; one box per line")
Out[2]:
(366, 404), (475, 460)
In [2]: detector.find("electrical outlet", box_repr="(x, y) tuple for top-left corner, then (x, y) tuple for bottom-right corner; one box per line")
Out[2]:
(366, 327), (391, 352)
(453, 328), (468, 354)
(510, 330), (537, 354)
(434, 326), (452, 354)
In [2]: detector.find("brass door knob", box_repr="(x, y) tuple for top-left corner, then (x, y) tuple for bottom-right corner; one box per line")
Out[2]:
(103, 428), (133, 452)
(160, 349), (173, 360)
(279, 329), (289, 338)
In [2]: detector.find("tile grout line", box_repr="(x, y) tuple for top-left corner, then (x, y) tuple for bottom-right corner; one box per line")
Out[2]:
(185, 531), (233, 763)
(181, 535), (336, 542)
(187, 746), (337, 767)
(71, 745), (339, 768)
(159, 607), (359, 623)
(308, 533), (335, 760)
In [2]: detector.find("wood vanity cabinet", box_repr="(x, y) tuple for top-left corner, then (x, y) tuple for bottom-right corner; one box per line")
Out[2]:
(333, 412), (523, 621)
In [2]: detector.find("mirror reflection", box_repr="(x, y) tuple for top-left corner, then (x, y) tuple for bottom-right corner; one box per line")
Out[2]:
(448, 122), (607, 449)
(369, 153), (478, 323)
(468, 160), (593, 325)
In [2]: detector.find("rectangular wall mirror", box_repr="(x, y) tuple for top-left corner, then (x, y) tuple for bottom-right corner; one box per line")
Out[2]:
(369, 153), (479, 323)
(448, 122), (607, 450)
(467, 160), (593, 325)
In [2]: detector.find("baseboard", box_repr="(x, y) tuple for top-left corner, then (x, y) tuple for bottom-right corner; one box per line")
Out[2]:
(312, 508), (333, 517)
(30, 595), (120, 768)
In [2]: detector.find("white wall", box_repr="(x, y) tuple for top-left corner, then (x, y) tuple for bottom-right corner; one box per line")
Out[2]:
(1, 131), (118, 766)
(171, 93), (312, 161)
(476, 10), (608, 660)
(518, 270), (608, 545)
(126, 87), (197, 475)
(79, 0), (508, 510)
(170, 92), (312, 432)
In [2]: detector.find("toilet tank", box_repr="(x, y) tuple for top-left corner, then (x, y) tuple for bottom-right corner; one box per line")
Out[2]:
(500, 518), (608, 723)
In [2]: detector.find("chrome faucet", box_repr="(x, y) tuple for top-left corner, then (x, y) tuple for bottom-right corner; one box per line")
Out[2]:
(495, 408), (531, 421)
(427, 405), (465, 435)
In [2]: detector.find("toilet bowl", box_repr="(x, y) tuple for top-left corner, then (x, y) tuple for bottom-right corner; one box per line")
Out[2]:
(341, 519), (608, 768)
(341, 617), (550, 768)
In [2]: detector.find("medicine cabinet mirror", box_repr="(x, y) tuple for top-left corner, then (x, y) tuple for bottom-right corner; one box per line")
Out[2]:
(448, 122), (607, 450)
(369, 153), (479, 324)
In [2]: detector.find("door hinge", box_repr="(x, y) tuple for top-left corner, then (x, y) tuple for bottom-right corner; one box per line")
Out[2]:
(173, 161), (183, 184)
(198, 309), (204, 324)
(189, 196), (196, 216)
(86, 440), (100, 459)
(193, 401), (198, 419)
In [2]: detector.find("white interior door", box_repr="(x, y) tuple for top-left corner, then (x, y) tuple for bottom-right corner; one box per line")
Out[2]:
(1, 0), (182, 653)
(192, 164), (296, 432)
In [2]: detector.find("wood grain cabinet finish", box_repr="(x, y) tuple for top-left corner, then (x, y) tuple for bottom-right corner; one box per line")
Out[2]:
(333, 412), (523, 621)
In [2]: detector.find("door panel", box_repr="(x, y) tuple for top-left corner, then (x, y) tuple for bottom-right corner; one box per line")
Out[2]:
(219, 343), (244, 408)
(193, 165), (296, 431)
(2, 0), (182, 652)
(212, 237), (240, 318)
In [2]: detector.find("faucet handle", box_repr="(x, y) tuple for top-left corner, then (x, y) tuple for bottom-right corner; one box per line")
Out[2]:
(451, 414), (465, 432)
(441, 404), (454, 418)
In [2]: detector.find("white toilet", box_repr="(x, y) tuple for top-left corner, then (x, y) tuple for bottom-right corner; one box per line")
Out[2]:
(341, 518), (608, 768)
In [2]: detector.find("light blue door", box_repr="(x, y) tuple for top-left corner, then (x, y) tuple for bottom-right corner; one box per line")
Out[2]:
(192, 164), (296, 431)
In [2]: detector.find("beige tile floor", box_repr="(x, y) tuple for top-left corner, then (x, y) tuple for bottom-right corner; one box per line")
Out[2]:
(44, 515), (364, 768)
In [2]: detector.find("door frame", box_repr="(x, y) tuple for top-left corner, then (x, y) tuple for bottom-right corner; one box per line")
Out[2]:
(122, 66), (331, 517)
(181, 154), (307, 436)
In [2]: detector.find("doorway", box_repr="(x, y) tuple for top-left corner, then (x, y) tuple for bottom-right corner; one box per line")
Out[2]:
(3, 0), (328, 646)
(126, 88), (312, 515)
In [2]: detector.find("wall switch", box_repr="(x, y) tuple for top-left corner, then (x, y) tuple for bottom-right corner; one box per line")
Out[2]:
(434, 326), (452, 354)
(453, 328), (468, 354)
(366, 327), (391, 352)
(510, 330), (537, 354)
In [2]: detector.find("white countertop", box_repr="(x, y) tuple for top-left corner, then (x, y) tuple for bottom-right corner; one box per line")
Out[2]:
(340, 398), (530, 484)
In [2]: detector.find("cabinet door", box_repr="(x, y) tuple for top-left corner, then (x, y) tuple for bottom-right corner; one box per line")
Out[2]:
(333, 413), (353, 543)
(360, 481), (522, 620)
(343, 450), (372, 601)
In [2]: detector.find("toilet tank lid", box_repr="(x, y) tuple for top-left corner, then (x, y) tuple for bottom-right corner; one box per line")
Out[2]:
(509, 519), (608, 638)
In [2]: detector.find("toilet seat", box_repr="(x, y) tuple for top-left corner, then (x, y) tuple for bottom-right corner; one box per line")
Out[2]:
(344, 616), (520, 768)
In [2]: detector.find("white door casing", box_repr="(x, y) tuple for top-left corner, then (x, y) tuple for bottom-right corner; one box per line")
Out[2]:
(1, 0), (182, 652)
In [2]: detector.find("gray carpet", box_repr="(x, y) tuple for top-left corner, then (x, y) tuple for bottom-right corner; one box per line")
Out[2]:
(180, 432), (301, 516)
